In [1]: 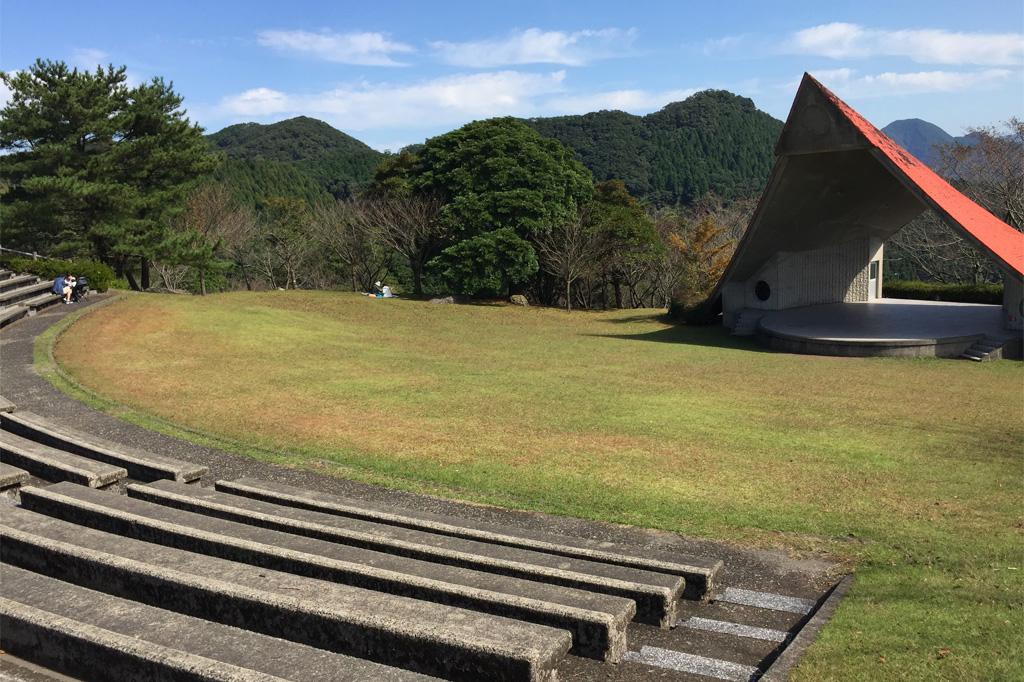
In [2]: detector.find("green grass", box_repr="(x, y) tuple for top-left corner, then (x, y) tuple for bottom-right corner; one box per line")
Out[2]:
(46, 291), (1023, 680)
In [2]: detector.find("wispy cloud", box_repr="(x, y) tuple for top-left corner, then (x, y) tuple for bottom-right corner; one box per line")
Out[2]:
(70, 48), (110, 69)
(808, 67), (1015, 96)
(432, 28), (637, 67)
(791, 23), (1024, 65)
(217, 70), (568, 130)
(257, 29), (415, 66)
(546, 88), (698, 114)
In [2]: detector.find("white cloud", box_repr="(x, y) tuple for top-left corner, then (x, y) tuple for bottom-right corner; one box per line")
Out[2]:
(791, 23), (1024, 66)
(70, 48), (110, 69)
(809, 67), (1015, 97)
(546, 88), (698, 114)
(0, 75), (13, 109)
(217, 70), (568, 130)
(432, 28), (637, 67)
(701, 35), (744, 56)
(257, 29), (414, 66)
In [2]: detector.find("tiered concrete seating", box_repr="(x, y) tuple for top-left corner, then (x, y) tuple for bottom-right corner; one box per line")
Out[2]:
(0, 273), (61, 326)
(24, 482), (634, 661)
(1, 505), (572, 681)
(0, 410), (207, 482)
(0, 431), (127, 488)
(0, 463), (29, 491)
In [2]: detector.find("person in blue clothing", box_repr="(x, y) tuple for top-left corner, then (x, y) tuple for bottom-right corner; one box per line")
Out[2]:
(52, 273), (74, 304)
(51, 274), (65, 297)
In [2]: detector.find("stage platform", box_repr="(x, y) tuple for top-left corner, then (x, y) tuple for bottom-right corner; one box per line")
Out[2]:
(755, 299), (1020, 358)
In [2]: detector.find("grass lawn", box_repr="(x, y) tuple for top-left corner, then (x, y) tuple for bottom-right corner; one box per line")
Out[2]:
(49, 291), (1023, 680)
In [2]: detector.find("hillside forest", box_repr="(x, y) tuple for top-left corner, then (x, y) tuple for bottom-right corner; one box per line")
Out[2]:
(1, 59), (1020, 310)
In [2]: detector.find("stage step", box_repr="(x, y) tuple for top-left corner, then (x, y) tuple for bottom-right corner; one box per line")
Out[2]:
(0, 505), (572, 682)
(0, 410), (207, 482)
(25, 482), (633, 661)
(0, 281), (52, 306)
(960, 335), (1004, 362)
(730, 309), (764, 337)
(0, 463), (30, 490)
(127, 478), (684, 626)
(218, 476), (719, 601)
(0, 430), (127, 488)
(0, 563), (436, 682)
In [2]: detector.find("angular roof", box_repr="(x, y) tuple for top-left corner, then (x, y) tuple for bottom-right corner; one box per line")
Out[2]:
(719, 73), (1023, 288)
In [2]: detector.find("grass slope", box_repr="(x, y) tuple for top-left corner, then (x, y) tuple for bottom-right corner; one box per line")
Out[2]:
(52, 292), (1022, 681)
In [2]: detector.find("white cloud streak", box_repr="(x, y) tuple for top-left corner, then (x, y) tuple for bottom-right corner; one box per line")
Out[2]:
(546, 88), (698, 114)
(217, 70), (569, 129)
(791, 23), (1024, 65)
(810, 67), (1015, 97)
(257, 29), (415, 66)
(432, 27), (637, 67)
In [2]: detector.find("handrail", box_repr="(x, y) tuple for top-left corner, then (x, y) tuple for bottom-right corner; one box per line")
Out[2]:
(0, 246), (50, 260)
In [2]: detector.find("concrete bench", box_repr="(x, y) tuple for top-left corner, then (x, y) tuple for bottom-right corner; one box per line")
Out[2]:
(1, 563), (438, 682)
(219, 476), (720, 601)
(0, 281), (52, 305)
(0, 463), (29, 490)
(0, 396), (15, 413)
(0, 411), (207, 482)
(0, 430), (126, 488)
(18, 291), (62, 313)
(1, 504), (571, 682)
(24, 482), (633, 661)
(0, 275), (38, 294)
(0, 305), (28, 328)
(125, 478), (684, 626)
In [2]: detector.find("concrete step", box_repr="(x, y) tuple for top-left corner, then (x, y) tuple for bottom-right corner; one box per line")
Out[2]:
(26, 482), (633, 661)
(0, 410), (207, 482)
(0, 269), (13, 279)
(220, 476), (719, 601)
(1, 563), (437, 681)
(19, 292), (62, 312)
(0, 395), (16, 413)
(0, 274), (38, 294)
(0, 281), (52, 306)
(0, 430), (127, 488)
(960, 352), (984, 362)
(0, 305), (28, 328)
(0, 463), (30, 490)
(0, 505), (572, 682)
(127, 479), (684, 626)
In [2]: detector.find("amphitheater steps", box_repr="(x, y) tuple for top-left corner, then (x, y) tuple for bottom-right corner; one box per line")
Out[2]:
(0, 274), (39, 294)
(218, 477), (721, 601)
(18, 292), (63, 314)
(0, 410), (207, 482)
(0, 430), (127, 488)
(0, 281), (53, 306)
(0, 395), (16, 413)
(0, 463), (30, 490)
(0, 504), (572, 682)
(24, 481), (633, 662)
(0, 305), (28, 328)
(125, 478), (685, 627)
(1, 563), (438, 682)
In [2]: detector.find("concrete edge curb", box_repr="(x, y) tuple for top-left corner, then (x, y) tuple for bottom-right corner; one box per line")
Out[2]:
(759, 574), (854, 681)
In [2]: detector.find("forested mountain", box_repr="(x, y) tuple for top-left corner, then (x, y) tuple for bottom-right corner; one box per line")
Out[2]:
(881, 119), (978, 170)
(526, 91), (783, 205)
(207, 116), (383, 205)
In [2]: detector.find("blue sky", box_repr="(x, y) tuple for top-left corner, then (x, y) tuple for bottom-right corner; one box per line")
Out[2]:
(2, 1), (1022, 151)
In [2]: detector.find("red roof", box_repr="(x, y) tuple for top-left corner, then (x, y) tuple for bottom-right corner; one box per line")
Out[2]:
(808, 74), (1024, 277)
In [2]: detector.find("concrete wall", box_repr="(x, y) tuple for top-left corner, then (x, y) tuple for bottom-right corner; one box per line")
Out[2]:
(723, 237), (872, 321)
(1004, 271), (1023, 331)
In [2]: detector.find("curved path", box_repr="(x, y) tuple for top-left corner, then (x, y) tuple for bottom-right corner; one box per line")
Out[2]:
(1, 294), (843, 682)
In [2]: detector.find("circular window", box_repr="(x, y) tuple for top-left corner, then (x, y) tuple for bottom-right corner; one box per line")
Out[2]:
(755, 280), (771, 302)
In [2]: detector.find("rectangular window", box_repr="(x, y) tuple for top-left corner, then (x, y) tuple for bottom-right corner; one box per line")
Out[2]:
(869, 261), (879, 279)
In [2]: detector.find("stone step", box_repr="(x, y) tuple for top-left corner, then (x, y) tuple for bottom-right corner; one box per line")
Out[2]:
(134, 478), (685, 626)
(0, 563), (437, 682)
(218, 476), (719, 601)
(960, 352), (984, 362)
(0, 395), (16, 413)
(0, 410), (207, 482)
(0, 305), (28, 328)
(0, 275), (38, 294)
(19, 292), (61, 312)
(25, 482), (633, 661)
(0, 281), (52, 305)
(0, 462), (30, 490)
(0, 269), (14, 280)
(0, 505), (572, 682)
(0, 430), (127, 488)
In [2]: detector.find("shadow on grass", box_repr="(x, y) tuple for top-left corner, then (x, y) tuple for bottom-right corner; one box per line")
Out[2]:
(587, 317), (774, 352)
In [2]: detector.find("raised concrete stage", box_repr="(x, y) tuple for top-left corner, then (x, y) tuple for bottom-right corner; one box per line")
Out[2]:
(756, 299), (1019, 358)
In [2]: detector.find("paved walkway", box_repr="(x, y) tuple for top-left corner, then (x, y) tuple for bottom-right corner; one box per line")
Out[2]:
(0, 293), (843, 681)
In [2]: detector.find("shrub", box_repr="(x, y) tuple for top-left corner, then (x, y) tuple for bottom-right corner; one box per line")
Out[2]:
(0, 257), (116, 292)
(883, 279), (1003, 304)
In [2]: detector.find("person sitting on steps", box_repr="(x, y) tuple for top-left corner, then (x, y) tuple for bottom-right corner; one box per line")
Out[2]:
(62, 274), (76, 304)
